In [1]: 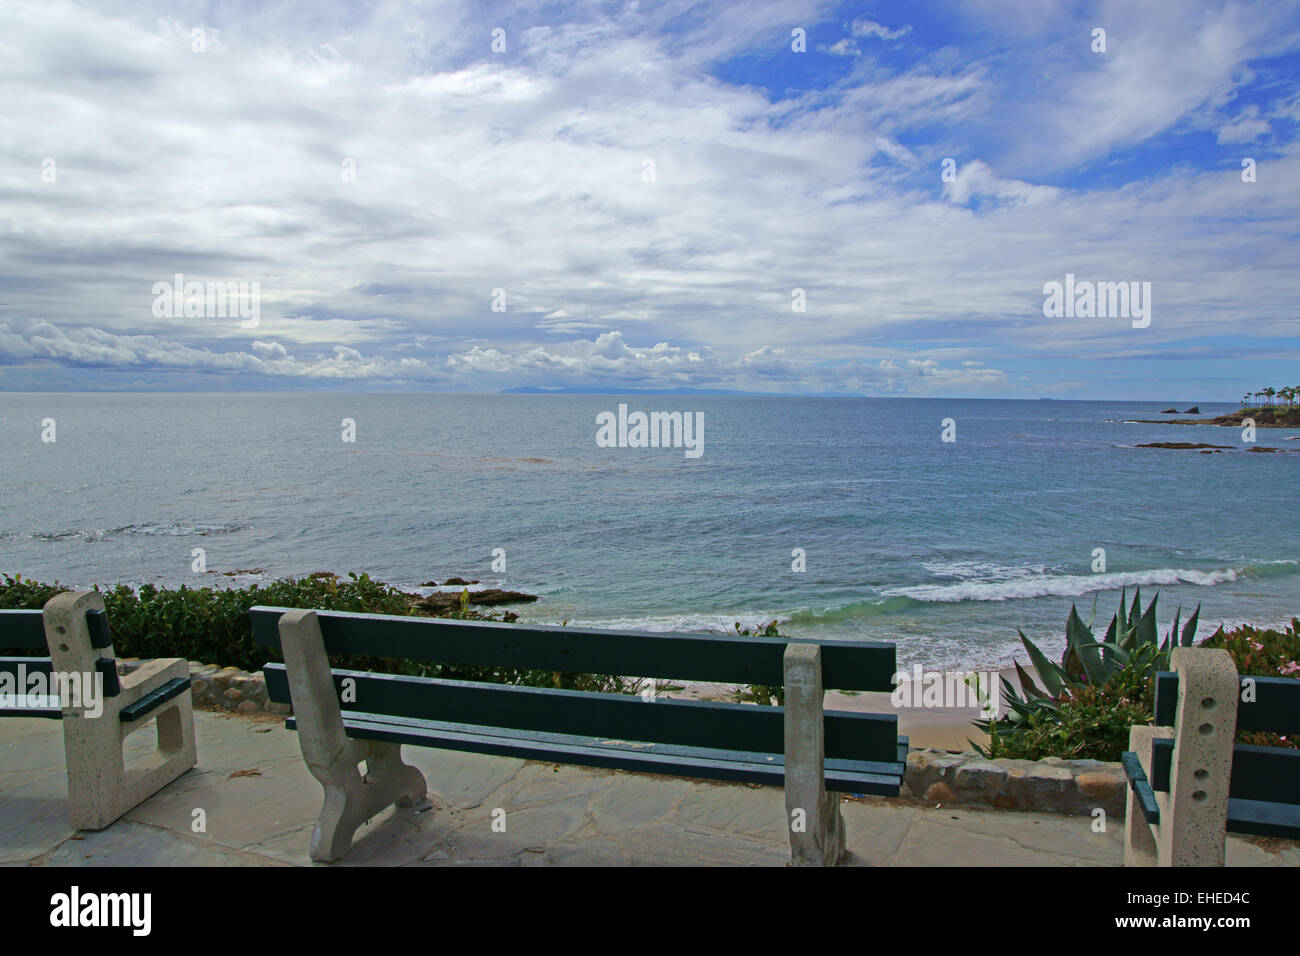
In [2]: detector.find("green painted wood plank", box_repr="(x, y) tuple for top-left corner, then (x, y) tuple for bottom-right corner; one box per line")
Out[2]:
(119, 677), (192, 723)
(1150, 738), (1299, 805)
(0, 610), (48, 651)
(251, 606), (896, 691)
(1155, 671), (1300, 734)
(1226, 798), (1300, 839)
(342, 709), (906, 780)
(264, 663), (899, 763)
(1121, 751), (1160, 824)
(301, 713), (902, 795)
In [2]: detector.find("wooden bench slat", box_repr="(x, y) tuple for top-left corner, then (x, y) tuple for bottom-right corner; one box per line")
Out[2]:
(250, 606), (896, 691)
(294, 712), (904, 796)
(1226, 797), (1300, 839)
(332, 709), (909, 778)
(1155, 670), (1300, 734)
(263, 663), (899, 763)
(1121, 750), (1161, 824)
(0, 610), (49, 650)
(119, 677), (192, 723)
(1, 657), (59, 717)
(1149, 737), (1300, 806)
(0, 657), (53, 678)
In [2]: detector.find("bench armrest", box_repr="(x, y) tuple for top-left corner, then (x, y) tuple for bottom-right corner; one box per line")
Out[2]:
(119, 658), (189, 702)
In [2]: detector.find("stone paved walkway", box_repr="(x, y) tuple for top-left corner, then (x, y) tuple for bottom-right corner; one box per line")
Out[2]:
(2, 711), (1296, 866)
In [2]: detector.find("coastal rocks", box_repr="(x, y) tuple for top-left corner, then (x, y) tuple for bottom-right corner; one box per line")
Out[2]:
(184, 662), (276, 713)
(1136, 442), (1231, 451)
(904, 749), (1126, 817)
(1160, 408), (1178, 414)
(1184, 406), (1200, 414)
(119, 659), (277, 712)
(1133, 407), (1300, 427)
(412, 588), (538, 613)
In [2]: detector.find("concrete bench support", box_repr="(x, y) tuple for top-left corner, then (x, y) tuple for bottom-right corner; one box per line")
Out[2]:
(784, 642), (845, 866)
(278, 609), (428, 863)
(43, 591), (197, 830)
(1124, 647), (1239, 866)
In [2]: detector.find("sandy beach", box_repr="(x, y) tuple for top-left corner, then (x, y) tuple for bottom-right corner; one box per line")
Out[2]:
(659, 664), (1029, 752)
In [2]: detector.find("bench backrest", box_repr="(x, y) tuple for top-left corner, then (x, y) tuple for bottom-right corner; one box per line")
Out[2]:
(251, 606), (901, 764)
(0, 607), (122, 715)
(0, 607), (115, 654)
(250, 606), (896, 689)
(1149, 669), (1300, 805)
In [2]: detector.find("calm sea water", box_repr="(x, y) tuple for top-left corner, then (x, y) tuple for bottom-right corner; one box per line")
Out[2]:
(2, 393), (1297, 670)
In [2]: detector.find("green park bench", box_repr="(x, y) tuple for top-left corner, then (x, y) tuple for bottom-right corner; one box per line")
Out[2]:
(1123, 647), (1300, 865)
(250, 605), (905, 864)
(0, 591), (196, 829)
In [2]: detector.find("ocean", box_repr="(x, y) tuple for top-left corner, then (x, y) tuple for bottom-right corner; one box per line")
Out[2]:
(2, 393), (1297, 670)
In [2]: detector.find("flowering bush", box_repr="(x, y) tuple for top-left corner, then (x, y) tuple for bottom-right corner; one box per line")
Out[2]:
(1200, 619), (1300, 749)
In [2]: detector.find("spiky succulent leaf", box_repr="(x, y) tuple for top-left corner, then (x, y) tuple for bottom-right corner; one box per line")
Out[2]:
(1066, 605), (1108, 684)
(1013, 660), (1048, 700)
(1017, 629), (1069, 697)
(1134, 594), (1159, 648)
(1181, 605), (1200, 647)
(1164, 607), (1181, 655)
(1102, 614), (1118, 647)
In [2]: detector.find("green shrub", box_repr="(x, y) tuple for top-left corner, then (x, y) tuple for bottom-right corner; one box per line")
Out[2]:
(728, 620), (786, 705)
(981, 650), (1156, 761)
(1200, 619), (1300, 749)
(0, 572), (635, 695)
(978, 595), (1300, 759)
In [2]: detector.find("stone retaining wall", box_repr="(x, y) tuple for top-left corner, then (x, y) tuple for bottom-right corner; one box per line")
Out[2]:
(117, 659), (289, 715)
(904, 747), (1126, 817)
(116, 661), (1127, 816)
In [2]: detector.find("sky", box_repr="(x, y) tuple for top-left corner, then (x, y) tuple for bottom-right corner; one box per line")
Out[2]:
(1, 0), (1298, 399)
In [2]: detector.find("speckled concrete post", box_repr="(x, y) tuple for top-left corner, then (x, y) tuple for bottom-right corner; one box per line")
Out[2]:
(278, 609), (427, 863)
(43, 591), (196, 831)
(1125, 647), (1239, 867)
(784, 643), (845, 866)
(1158, 647), (1238, 866)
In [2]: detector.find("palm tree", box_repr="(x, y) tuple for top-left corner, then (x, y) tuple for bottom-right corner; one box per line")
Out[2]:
(1265, 387), (1277, 407)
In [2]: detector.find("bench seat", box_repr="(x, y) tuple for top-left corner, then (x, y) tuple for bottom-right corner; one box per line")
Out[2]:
(1225, 798), (1300, 840)
(291, 709), (909, 794)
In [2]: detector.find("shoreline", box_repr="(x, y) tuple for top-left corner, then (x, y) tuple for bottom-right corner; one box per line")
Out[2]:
(657, 664), (1032, 752)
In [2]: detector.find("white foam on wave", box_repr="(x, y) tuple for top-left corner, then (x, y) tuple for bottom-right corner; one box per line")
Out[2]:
(919, 560), (1048, 580)
(530, 611), (782, 635)
(882, 566), (1264, 604)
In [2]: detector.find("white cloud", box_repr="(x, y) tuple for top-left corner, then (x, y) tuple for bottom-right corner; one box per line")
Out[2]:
(0, 0), (1296, 397)
(851, 20), (912, 42)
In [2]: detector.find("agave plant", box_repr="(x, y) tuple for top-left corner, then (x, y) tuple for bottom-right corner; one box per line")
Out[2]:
(973, 589), (1200, 755)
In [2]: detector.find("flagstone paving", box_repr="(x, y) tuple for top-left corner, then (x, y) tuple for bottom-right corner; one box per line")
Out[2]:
(2, 711), (1296, 867)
